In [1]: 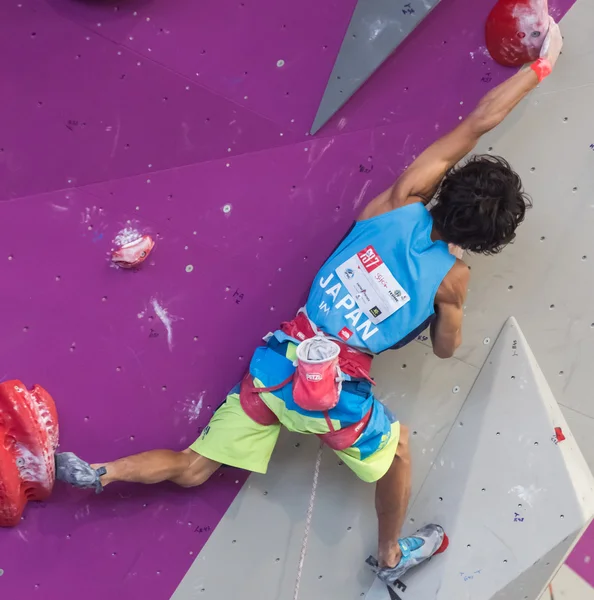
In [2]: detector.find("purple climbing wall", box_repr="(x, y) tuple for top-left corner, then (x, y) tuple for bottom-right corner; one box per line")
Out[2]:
(0, 0), (578, 598)
(567, 523), (594, 587)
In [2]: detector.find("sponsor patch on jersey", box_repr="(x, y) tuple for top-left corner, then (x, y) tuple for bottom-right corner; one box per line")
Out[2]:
(338, 327), (353, 341)
(336, 246), (410, 324)
(369, 306), (382, 318)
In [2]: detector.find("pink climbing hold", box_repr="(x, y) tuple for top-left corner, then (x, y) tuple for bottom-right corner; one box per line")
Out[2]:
(111, 234), (155, 269)
(485, 0), (550, 67)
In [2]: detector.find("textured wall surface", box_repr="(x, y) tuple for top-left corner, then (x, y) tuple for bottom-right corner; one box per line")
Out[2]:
(1, 0), (592, 599)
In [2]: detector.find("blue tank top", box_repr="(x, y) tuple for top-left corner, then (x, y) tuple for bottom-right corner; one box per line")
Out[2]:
(305, 203), (455, 354)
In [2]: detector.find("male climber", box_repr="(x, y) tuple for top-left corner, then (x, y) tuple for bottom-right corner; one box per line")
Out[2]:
(57, 21), (562, 588)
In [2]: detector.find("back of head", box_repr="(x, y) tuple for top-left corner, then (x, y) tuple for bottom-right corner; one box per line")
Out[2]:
(431, 155), (531, 255)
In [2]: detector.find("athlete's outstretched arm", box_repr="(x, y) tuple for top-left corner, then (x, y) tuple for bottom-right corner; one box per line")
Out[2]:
(359, 19), (563, 220)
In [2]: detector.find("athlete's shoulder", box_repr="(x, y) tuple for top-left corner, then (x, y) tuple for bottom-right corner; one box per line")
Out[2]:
(358, 184), (428, 221)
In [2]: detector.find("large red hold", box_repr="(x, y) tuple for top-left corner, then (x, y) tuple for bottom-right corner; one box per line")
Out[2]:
(0, 381), (59, 527)
(486, 0), (550, 67)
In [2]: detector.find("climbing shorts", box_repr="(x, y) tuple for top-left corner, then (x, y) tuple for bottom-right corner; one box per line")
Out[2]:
(189, 383), (401, 484)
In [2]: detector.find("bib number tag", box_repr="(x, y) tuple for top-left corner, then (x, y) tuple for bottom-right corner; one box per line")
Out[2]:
(336, 246), (410, 324)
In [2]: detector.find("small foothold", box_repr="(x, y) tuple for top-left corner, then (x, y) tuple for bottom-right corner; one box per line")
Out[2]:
(452, 386), (460, 394)
(222, 204), (232, 214)
(112, 235), (154, 269)
(555, 427), (566, 442)
(276, 59), (285, 67)
(185, 265), (194, 273)
(483, 337), (491, 345)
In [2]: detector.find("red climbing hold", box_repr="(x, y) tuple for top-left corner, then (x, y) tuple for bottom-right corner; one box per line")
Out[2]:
(555, 427), (566, 442)
(485, 0), (550, 67)
(0, 381), (59, 527)
(111, 234), (155, 269)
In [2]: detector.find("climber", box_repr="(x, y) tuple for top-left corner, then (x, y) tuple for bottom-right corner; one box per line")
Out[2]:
(56, 20), (562, 588)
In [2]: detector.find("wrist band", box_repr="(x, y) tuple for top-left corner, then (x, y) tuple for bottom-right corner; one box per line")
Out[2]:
(531, 57), (553, 82)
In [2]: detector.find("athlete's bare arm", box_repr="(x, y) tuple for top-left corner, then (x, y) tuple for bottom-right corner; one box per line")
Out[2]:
(359, 65), (547, 221)
(359, 18), (563, 221)
(431, 262), (470, 359)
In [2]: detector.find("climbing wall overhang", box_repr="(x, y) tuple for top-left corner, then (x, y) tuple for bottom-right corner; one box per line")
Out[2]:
(365, 318), (594, 599)
(310, 0), (442, 134)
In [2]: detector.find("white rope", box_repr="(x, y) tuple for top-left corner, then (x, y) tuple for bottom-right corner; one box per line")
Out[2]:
(293, 442), (324, 600)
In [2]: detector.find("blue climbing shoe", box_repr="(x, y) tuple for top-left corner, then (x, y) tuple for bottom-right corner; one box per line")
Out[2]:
(55, 452), (106, 494)
(367, 524), (448, 586)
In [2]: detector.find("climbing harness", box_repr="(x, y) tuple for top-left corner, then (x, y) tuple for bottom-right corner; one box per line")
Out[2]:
(239, 312), (375, 451)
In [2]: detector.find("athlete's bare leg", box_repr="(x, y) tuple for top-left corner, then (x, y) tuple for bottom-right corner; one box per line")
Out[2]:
(55, 449), (220, 491)
(375, 425), (412, 567)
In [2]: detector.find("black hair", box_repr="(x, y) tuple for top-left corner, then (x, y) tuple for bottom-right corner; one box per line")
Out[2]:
(431, 155), (532, 255)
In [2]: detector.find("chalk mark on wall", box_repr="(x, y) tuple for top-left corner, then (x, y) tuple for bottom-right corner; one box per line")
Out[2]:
(151, 298), (177, 351)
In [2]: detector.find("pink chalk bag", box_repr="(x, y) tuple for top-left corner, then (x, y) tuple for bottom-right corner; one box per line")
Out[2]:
(292, 336), (343, 411)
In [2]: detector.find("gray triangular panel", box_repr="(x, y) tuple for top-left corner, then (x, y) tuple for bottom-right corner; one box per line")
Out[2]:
(365, 317), (594, 599)
(311, 0), (442, 134)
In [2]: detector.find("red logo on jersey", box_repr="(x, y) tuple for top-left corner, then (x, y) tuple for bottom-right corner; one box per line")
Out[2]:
(357, 245), (383, 273)
(338, 327), (353, 341)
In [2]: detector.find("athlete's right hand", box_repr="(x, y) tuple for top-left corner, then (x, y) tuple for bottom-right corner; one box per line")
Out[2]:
(540, 16), (563, 68)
